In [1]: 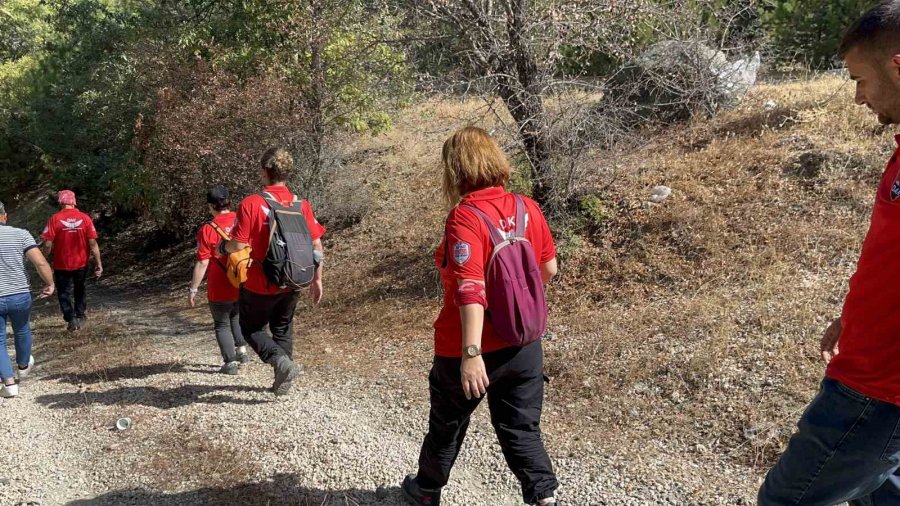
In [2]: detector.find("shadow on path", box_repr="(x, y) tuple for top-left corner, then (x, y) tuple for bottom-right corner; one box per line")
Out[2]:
(67, 474), (404, 505)
(44, 362), (191, 385)
(36, 384), (270, 410)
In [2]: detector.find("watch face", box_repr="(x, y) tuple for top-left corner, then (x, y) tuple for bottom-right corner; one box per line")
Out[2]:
(465, 345), (479, 357)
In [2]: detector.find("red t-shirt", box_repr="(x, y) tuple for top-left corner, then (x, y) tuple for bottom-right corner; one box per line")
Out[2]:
(433, 187), (556, 358)
(231, 185), (326, 295)
(828, 137), (900, 406)
(196, 212), (239, 302)
(41, 208), (98, 271)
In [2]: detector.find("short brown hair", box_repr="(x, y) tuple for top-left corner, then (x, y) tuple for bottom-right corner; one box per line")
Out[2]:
(260, 146), (294, 183)
(839, 1), (900, 58)
(441, 127), (511, 205)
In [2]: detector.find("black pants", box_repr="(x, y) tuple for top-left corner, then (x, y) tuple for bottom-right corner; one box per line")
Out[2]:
(209, 301), (247, 363)
(54, 268), (88, 323)
(238, 288), (299, 363)
(416, 340), (559, 504)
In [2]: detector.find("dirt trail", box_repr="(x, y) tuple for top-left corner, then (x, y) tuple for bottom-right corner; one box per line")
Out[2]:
(0, 288), (754, 506)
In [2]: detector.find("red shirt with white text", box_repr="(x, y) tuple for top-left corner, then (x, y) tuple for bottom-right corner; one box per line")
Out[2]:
(196, 211), (239, 302)
(433, 187), (556, 358)
(231, 185), (326, 295)
(41, 208), (98, 271)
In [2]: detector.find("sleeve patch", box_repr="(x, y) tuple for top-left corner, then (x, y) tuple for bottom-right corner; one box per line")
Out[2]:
(453, 242), (471, 266)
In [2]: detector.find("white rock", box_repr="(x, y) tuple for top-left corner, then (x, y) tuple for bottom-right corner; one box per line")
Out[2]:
(650, 185), (673, 203)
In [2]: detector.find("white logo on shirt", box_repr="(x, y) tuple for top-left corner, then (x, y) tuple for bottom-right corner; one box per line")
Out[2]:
(60, 219), (84, 232)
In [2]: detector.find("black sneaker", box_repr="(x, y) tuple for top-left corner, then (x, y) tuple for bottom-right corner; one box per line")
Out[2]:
(401, 475), (441, 506)
(236, 347), (251, 364)
(74, 318), (82, 331)
(534, 500), (561, 506)
(66, 320), (78, 332)
(220, 361), (240, 375)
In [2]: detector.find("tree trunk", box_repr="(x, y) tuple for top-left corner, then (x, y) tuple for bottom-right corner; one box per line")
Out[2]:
(502, 0), (553, 206)
(304, 1), (328, 195)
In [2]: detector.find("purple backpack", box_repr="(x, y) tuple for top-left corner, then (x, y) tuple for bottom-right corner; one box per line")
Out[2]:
(462, 194), (548, 346)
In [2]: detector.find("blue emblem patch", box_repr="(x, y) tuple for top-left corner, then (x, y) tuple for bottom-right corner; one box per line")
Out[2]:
(892, 181), (900, 201)
(453, 242), (471, 266)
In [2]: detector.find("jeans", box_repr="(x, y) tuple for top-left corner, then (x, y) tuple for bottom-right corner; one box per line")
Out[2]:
(209, 300), (246, 363)
(54, 268), (88, 323)
(759, 377), (900, 505)
(416, 340), (559, 504)
(0, 292), (33, 381)
(238, 289), (299, 363)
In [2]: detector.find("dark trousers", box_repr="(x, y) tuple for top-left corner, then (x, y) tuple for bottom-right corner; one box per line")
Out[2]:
(209, 300), (246, 363)
(758, 378), (900, 505)
(416, 340), (559, 504)
(54, 268), (88, 323)
(238, 288), (299, 363)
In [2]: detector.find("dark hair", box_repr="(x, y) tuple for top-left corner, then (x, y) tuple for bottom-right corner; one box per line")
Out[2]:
(839, 1), (900, 58)
(260, 147), (294, 183)
(206, 185), (230, 212)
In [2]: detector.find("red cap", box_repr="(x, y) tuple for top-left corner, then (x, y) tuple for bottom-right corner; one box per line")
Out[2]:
(58, 190), (76, 206)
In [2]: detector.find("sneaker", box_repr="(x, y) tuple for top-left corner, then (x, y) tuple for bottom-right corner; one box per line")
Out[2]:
(74, 317), (83, 330)
(534, 501), (560, 506)
(401, 475), (441, 506)
(220, 361), (240, 375)
(0, 384), (19, 398)
(66, 320), (78, 332)
(236, 347), (251, 364)
(17, 355), (35, 381)
(270, 355), (301, 397)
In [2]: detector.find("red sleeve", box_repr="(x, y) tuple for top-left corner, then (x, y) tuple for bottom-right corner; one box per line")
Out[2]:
(84, 214), (98, 240)
(533, 204), (556, 263)
(445, 207), (486, 281)
(302, 200), (326, 241)
(231, 197), (258, 244)
(196, 225), (214, 261)
(41, 216), (57, 242)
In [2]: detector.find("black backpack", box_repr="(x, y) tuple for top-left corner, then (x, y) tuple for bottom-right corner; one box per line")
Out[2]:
(260, 192), (318, 290)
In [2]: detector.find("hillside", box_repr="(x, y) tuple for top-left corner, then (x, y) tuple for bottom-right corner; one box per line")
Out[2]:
(1, 75), (892, 505)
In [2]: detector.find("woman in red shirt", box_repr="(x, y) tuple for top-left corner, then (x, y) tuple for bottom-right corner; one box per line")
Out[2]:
(189, 186), (249, 375)
(402, 127), (561, 506)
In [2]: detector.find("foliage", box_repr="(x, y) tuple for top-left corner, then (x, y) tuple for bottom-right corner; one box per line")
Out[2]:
(759, 0), (875, 68)
(0, 0), (411, 236)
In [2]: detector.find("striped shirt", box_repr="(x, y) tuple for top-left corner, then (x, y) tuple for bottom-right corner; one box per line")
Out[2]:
(0, 223), (38, 298)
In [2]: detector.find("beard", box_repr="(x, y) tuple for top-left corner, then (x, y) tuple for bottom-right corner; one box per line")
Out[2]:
(878, 112), (894, 125)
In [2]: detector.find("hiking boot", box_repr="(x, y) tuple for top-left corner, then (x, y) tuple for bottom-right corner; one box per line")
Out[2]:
(220, 361), (240, 375)
(270, 355), (301, 397)
(236, 346), (251, 364)
(401, 475), (441, 506)
(16, 355), (35, 381)
(0, 384), (19, 398)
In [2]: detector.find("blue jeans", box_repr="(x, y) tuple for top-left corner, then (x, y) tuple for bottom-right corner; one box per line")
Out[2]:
(759, 378), (900, 505)
(0, 292), (33, 381)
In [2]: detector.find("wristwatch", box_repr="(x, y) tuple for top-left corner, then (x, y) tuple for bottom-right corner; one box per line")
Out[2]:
(463, 345), (481, 359)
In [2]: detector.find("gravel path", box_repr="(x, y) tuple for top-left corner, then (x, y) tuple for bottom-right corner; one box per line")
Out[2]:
(0, 293), (762, 506)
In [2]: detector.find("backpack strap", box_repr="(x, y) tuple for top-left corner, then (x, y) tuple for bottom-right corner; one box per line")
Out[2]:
(513, 194), (526, 238)
(205, 222), (229, 272)
(460, 204), (506, 247)
(208, 221), (231, 241)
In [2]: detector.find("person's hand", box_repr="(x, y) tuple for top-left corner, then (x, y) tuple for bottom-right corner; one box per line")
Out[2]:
(821, 318), (842, 365)
(38, 283), (55, 299)
(461, 355), (489, 400)
(95, 265), (103, 279)
(189, 288), (198, 308)
(310, 278), (323, 306)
